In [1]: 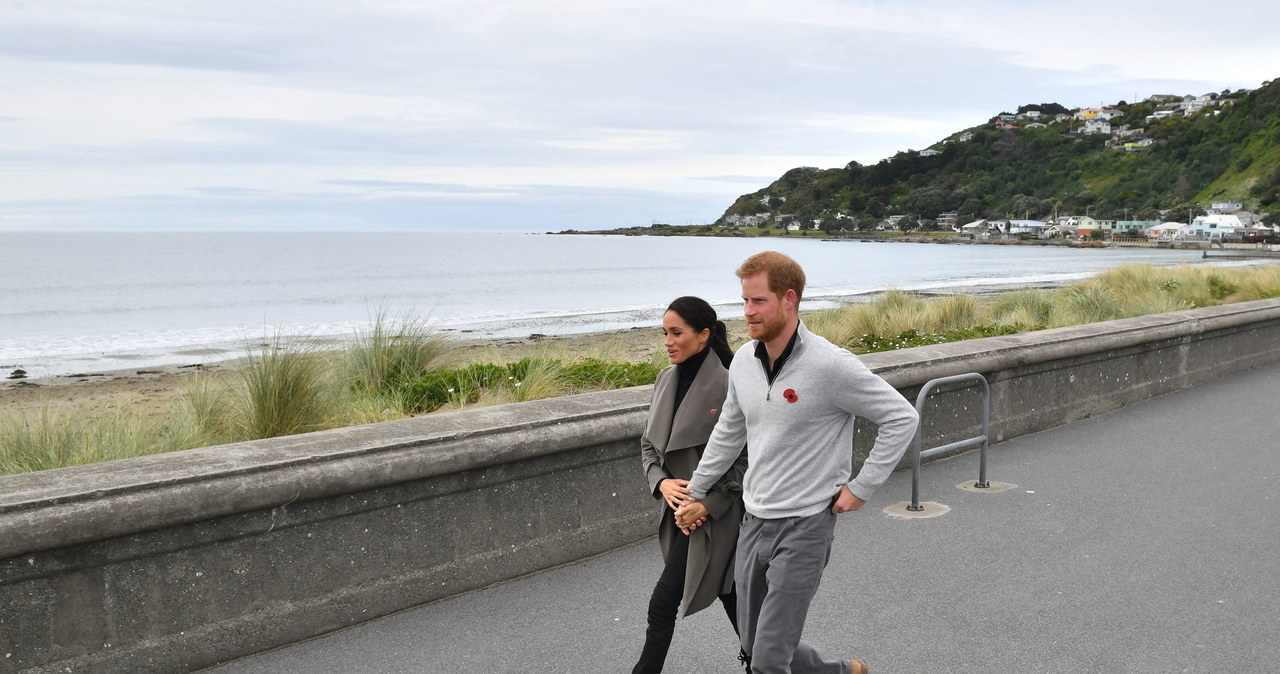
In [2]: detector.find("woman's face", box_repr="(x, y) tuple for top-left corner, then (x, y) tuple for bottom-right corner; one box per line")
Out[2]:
(662, 310), (709, 364)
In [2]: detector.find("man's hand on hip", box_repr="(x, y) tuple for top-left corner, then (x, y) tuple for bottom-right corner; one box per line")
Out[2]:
(831, 484), (865, 514)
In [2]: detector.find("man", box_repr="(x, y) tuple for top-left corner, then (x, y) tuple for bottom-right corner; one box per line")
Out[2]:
(676, 251), (919, 674)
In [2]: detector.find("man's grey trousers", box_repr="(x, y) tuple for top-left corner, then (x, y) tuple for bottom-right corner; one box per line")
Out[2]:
(736, 511), (852, 674)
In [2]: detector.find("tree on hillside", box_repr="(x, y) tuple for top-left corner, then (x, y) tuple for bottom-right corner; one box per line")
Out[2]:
(904, 187), (952, 219)
(1017, 103), (1070, 116)
(864, 196), (886, 218)
(1173, 175), (1194, 202)
(993, 130), (1022, 162)
(1165, 203), (1205, 224)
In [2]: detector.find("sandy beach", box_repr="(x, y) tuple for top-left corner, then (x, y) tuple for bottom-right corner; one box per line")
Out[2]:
(0, 319), (753, 421)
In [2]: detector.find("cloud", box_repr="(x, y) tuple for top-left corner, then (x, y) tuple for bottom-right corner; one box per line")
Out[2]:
(1, 0), (1276, 231)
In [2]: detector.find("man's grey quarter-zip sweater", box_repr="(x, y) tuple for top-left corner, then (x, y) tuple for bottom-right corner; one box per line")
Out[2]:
(688, 321), (920, 520)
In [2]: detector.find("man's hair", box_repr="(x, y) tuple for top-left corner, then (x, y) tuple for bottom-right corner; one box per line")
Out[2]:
(736, 251), (805, 303)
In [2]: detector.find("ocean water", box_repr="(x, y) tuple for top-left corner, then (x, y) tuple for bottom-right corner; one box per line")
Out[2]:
(0, 231), (1217, 378)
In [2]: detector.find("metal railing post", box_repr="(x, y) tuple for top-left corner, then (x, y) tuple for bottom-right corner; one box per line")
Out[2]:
(907, 373), (990, 512)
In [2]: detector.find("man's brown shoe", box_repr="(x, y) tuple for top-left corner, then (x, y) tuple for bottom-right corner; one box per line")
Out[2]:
(850, 659), (869, 674)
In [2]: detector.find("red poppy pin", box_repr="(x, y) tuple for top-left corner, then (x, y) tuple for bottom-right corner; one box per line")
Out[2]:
(710, 408), (718, 414)
(783, 389), (798, 403)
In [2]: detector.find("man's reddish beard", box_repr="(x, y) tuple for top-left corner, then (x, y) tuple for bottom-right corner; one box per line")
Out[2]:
(749, 308), (789, 343)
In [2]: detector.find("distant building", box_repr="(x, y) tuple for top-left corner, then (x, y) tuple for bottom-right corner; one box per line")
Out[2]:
(1187, 214), (1247, 239)
(1145, 222), (1189, 240)
(1075, 108), (1123, 121)
(1008, 220), (1050, 236)
(959, 219), (1009, 235)
(1083, 118), (1112, 135)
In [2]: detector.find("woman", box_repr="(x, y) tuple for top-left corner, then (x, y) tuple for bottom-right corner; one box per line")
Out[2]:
(634, 296), (747, 674)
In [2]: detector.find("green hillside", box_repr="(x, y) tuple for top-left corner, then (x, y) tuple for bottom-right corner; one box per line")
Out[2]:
(720, 78), (1280, 230)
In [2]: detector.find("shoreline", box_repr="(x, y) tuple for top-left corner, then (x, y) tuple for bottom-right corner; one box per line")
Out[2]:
(0, 319), (753, 420)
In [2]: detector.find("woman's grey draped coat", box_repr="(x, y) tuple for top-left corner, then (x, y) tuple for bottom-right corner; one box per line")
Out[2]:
(640, 353), (748, 617)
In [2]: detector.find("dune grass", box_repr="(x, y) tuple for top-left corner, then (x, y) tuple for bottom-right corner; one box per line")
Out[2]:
(0, 404), (203, 474)
(807, 263), (1280, 353)
(3, 262), (1278, 475)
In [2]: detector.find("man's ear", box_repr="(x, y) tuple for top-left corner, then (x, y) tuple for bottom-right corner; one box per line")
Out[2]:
(783, 288), (798, 313)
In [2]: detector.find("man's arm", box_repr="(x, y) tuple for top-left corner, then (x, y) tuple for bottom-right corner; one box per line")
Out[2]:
(833, 353), (920, 503)
(684, 377), (748, 501)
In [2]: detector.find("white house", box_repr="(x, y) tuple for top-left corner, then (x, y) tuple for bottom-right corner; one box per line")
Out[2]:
(1186, 214), (1246, 239)
(1145, 222), (1188, 240)
(1083, 118), (1112, 135)
(1007, 220), (1050, 236)
(958, 219), (1008, 235)
(1045, 224), (1079, 238)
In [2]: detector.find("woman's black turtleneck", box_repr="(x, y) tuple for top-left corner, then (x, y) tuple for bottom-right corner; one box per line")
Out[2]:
(672, 345), (710, 413)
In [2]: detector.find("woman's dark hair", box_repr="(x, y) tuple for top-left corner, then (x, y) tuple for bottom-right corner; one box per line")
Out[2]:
(666, 296), (734, 368)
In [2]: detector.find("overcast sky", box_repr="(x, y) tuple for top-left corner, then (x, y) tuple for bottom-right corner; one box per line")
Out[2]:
(2, 1), (1276, 232)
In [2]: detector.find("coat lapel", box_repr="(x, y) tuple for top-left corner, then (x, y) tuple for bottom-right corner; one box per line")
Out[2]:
(666, 354), (726, 451)
(647, 367), (677, 453)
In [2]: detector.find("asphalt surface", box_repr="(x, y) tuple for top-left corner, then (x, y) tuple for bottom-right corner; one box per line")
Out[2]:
(207, 362), (1280, 674)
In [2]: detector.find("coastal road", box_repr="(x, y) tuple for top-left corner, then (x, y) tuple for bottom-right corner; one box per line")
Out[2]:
(207, 361), (1280, 674)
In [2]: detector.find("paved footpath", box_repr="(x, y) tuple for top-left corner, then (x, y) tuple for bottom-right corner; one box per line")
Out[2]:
(208, 362), (1280, 674)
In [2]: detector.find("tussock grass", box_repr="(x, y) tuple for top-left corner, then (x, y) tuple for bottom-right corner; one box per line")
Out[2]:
(1227, 264), (1280, 302)
(345, 307), (452, 403)
(988, 289), (1054, 330)
(233, 336), (342, 440)
(0, 405), (192, 474)
(808, 262), (1280, 352)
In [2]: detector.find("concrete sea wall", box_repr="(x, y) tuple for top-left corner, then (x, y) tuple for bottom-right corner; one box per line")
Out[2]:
(2, 298), (1279, 673)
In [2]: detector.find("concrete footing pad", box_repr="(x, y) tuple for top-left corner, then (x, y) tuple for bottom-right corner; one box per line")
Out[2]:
(955, 479), (1017, 493)
(883, 501), (951, 518)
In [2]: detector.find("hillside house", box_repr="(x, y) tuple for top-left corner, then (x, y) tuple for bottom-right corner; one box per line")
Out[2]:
(1075, 108), (1123, 121)
(1083, 118), (1112, 135)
